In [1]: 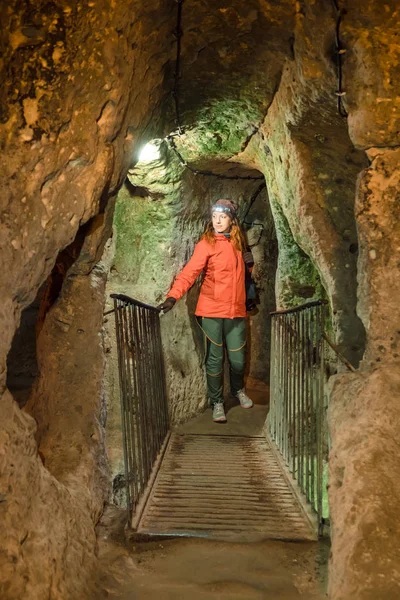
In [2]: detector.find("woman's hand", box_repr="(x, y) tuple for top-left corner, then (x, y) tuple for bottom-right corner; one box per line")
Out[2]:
(243, 250), (254, 267)
(157, 297), (176, 313)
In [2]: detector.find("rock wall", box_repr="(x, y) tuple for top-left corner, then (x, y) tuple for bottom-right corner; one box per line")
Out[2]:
(232, 2), (400, 596)
(328, 147), (400, 599)
(326, 3), (400, 599)
(238, 2), (368, 366)
(1, 0), (400, 598)
(0, 1), (175, 597)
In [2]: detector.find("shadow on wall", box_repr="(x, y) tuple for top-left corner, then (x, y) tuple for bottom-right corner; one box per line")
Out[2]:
(6, 288), (41, 408)
(6, 223), (91, 409)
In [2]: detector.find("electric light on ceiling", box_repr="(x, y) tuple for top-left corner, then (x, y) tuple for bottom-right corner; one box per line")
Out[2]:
(138, 142), (160, 163)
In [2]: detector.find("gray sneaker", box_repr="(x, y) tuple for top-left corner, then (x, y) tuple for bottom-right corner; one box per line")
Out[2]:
(236, 389), (253, 409)
(212, 402), (227, 422)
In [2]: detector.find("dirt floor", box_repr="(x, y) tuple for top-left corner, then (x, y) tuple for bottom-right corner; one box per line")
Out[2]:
(94, 506), (329, 599)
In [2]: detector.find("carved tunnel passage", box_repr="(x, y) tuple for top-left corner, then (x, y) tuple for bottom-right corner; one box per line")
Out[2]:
(2, 1), (400, 599)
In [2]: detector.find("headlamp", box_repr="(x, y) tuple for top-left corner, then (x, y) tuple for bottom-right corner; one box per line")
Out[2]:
(212, 205), (232, 215)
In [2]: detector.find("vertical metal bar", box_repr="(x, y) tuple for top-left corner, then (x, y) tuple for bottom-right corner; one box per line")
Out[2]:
(283, 315), (288, 460)
(310, 308), (316, 507)
(303, 309), (308, 503)
(274, 315), (278, 441)
(128, 303), (142, 503)
(139, 306), (153, 485)
(114, 300), (132, 520)
(278, 315), (283, 451)
(132, 306), (146, 491)
(296, 311), (300, 478)
(155, 312), (167, 439)
(301, 308), (306, 499)
(276, 315), (283, 450)
(291, 314), (296, 470)
(155, 312), (170, 435)
(312, 306), (318, 510)
(287, 315), (291, 464)
(133, 304), (144, 504)
(295, 311), (299, 481)
(298, 310), (303, 495)
(149, 311), (161, 456)
(119, 304), (134, 509)
(293, 311), (299, 478)
(291, 313), (297, 474)
(150, 311), (163, 449)
(278, 315), (281, 452)
(148, 310), (158, 460)
(122, 303), (136, 506)
(317, 304), (324, 529)
(142, 308), (156, 467)
(306, 307), (312, 502)
(269, 316), (275, 439)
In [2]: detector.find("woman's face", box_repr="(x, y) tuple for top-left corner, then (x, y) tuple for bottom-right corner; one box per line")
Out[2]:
(212, 211), (232, 234)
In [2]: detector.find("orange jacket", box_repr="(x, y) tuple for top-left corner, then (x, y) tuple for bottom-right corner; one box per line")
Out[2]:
(168, 234), (246, 319)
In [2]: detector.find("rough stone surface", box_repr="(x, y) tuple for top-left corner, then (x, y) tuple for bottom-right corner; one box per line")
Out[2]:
(343, 1), (400, 149)
(237, 4), (369, 365)
(328, 367), (400, 599)
(327, 145), (400, 598)
(169, 0), (294, 161)
(1, 0), (400, 598)
(0, 0), (174, 380)
(0, 1), (175, 597)
(0, 390), (98, 600)
(0, 209), (115, 599)
(355, 147), (400, 364)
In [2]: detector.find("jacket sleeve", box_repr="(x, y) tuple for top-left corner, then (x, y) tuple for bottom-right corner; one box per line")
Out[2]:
(168, 240), (211, 301)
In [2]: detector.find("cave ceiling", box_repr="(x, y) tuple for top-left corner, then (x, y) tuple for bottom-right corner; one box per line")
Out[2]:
(161, 0), (295, 172)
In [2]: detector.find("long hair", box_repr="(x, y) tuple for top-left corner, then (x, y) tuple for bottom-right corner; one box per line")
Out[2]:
(201, 217), (246, 252)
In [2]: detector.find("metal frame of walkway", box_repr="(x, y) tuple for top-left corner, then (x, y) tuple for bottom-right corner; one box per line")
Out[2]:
(110, 293), (337, 541)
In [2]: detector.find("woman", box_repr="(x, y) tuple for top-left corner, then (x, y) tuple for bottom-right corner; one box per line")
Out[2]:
(158, 198), (254, 423)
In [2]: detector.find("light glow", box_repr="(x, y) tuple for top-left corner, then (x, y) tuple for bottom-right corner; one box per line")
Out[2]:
(138, 142), (160, 163)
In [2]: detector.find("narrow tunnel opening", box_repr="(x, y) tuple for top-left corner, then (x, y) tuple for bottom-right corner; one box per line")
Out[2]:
(102, 123), (346, 550)
(104, 137), (280, 505)
(6, 222), (92, 411)
(2, 0), (398, 597)
(6, 286), (42, 409)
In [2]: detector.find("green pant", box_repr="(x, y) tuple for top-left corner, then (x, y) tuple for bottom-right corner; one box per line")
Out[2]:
(198, 317), (246, 406)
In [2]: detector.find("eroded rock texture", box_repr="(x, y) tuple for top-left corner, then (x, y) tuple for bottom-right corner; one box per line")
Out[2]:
(1, 0), (400, 598)
(328, 147), (400, 599)
(1, 1), (174, 598)
(326, 5), (400, 599)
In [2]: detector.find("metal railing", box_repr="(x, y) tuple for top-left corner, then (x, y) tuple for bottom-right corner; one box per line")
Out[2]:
(268, 300), (329, 534)
(111, 294), (169, 521)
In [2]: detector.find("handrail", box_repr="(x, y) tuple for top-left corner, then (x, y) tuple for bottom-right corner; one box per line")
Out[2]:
(109, 293), (161, 313)
(270, 300), (356, 372)
(269, 299), (328, 316)
(322, 332), (356, 372)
